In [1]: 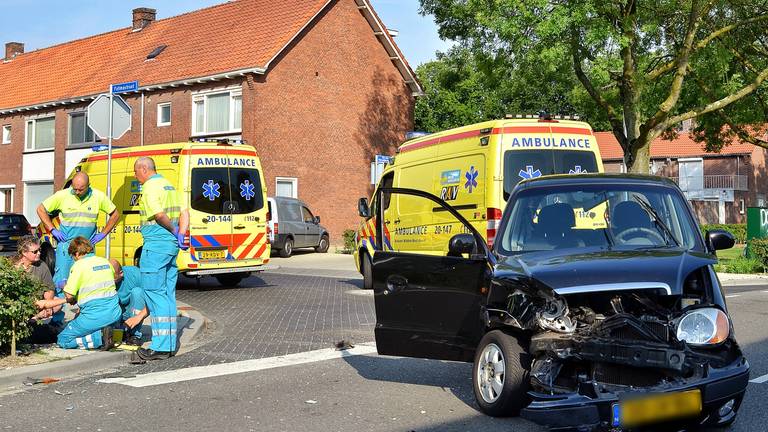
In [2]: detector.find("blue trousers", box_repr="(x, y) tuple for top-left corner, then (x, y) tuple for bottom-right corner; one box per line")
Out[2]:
(140, 249), (178, 352)
(53, 240), (73, 287)
(57, 296), (121, 350)
(121, 286), (146, 339)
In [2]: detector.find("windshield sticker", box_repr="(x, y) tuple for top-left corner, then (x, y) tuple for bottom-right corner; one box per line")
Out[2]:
(440, 170), (461, 185)
(239, 180), (256, 201)
(130, 180), (142, 193)
(519, 165), (542, 180)
(464, 166), (479, 193)
(202, 180), (221, 201)
(569, 165), (587, 174)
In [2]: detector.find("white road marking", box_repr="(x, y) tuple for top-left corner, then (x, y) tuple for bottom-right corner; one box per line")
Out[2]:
(749, 373), (768, 384)
(725, 294), (741, 298)
(98, 343), (378, 388)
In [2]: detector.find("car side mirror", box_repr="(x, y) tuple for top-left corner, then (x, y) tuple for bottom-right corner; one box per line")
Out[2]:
(706, 229), (735, 252)
(313, 216), (321, 224)
(448, 233), (477, 257)
(358, 198), (370, 218)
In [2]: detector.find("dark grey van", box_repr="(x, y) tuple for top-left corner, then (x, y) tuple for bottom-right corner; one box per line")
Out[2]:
(267, 196), (329, 257)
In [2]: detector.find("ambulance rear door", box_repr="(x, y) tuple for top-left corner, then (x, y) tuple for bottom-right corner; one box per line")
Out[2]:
(188, 151), (235, 266)
(226, 149), (268, 264)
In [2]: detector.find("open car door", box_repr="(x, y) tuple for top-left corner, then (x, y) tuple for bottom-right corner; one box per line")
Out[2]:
(372, 187), (494, 363)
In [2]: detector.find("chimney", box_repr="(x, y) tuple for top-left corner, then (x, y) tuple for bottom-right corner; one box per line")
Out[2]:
(132, 8), (156, 31)
(4, 42), (24, 60)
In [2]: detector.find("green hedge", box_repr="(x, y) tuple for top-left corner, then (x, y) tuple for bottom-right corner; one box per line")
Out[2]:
(700, 224), (746, 244)
(341, 229), (356, 254)
(750, 238), (768, 268)
(0, 257), (45, 356)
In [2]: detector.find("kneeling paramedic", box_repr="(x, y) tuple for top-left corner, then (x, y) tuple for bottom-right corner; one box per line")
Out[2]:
(133, 156), (189, 361)
(35, 237), (120, 350)
(110, 259), (148, 346)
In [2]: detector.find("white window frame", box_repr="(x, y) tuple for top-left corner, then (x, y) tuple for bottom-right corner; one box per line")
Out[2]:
(23, 181), (53, 226)
(2, 125), (10, 144)
(68, 111), (98, 148)
(157, 102), (172, 127)
(190, 87), (242, 136)
(25, 116), (56, 152)
(0, 185), (15, 212)
(739, 199), (745, 215)
(275, 177), (298, 199)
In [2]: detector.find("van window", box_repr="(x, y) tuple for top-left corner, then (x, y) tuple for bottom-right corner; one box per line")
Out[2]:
(280, 201), (302, 222)
(191, 168), (231, 214)
(301, 206), (314, 223)
(503, 150), (598, 197)
(230, 168), (264, 214)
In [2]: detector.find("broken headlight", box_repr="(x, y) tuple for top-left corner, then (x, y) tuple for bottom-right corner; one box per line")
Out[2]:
(676, 307), (729, 346)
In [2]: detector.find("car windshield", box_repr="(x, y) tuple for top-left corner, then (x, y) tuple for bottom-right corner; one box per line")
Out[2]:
(0, 215), (27, 228)
(498, 183), (702, 253)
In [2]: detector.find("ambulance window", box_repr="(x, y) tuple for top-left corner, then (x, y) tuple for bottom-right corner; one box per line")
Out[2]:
(380, 173), (394, 210)
(503, 150), (598, 198)
(230, 168), (264, 214)
(191, 168), (231, 214)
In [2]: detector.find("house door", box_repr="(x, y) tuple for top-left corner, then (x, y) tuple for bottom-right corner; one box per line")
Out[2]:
(678, 159), (703, 196)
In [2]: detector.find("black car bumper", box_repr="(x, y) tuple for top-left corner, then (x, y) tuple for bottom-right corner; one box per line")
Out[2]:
(521, 356), (749, 430)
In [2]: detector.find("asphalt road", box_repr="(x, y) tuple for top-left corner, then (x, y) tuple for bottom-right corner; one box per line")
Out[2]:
(0, 275), (766, 432)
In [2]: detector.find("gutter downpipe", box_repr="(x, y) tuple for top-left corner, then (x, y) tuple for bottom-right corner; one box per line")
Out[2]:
(140, 92), (145, 146)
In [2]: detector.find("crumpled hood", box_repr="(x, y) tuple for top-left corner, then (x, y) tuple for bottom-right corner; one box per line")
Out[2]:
(495, 248), (717, 295)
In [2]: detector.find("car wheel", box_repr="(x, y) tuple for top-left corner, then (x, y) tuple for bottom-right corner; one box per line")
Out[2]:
(362, 253), (373, 290)
(215, 272), (248, 287)
(279, 238), (293, 258)
(472, 330), (531, 417)
(315, 235), (329, 253)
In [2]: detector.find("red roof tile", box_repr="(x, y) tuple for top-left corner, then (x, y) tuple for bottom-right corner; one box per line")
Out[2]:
(595, 131), (757, 160)
(0, 0), (417, 111)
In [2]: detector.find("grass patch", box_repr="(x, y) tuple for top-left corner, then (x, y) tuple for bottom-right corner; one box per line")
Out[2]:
(715, 244), (765, 274)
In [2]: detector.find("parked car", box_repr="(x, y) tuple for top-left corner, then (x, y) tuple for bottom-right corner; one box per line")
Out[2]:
(0, 213), (34, 256)
(361, 175), (749, 430)
(267, 196), (329, 257)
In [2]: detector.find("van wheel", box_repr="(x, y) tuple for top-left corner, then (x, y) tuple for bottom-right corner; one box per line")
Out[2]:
(362, 253), (373, 290)
(215, 272), (248, 287)
(41, 244), (55, 275)
(279, 238), (293, 258)
(315, 235), (329, 253)
(472, 330), (531, 417)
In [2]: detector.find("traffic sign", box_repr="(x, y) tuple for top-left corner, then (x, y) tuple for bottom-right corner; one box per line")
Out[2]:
(111, 80), (138, 94)
(87, 94), (132, 139)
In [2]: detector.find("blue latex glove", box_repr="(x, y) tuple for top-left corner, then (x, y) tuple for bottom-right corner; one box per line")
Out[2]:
(175, 229), (189, 251)
(50, 228), (67, 243)
(90, 232), (107, 244)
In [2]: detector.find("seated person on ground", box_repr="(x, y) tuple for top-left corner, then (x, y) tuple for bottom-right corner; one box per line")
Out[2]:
(34, 237), (121, 350)
(15, 236), (63, 343)
(109, 259), (149, 346)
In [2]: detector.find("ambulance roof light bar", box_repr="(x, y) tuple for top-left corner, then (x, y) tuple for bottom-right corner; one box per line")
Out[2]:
(504, 113), (581, 121)
(189, 138), (247, 145)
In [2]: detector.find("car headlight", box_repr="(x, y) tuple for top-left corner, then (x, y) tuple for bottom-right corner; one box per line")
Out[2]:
(676, 307), (730, 346)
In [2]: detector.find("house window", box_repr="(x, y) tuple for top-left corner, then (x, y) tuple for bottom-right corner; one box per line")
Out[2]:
(2, 125), (10, 144)
(192, 89), (242, 135)
(677, 158), (703, 192)
(276, 177), (297, 198)
(24, 181), (53, 225)
(69, 112), (97, 147)
(25, 117), (55, 151)
(739, 199), (745, 214)
(157, 102), (171, 127)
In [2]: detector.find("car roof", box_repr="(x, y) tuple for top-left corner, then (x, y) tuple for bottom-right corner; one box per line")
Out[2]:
(515, 173), (679, 190)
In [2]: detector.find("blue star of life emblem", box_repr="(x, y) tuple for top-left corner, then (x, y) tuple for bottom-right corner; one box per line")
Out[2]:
(519, 165), (542, 180)
(203, 180), (221, 201)
(240, 180), (256, 201)
(464, 166), (479, 193)
(569, 165), (587, 174)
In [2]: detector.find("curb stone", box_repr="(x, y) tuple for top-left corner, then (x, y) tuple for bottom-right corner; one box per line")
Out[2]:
(0, 301), (209, 393)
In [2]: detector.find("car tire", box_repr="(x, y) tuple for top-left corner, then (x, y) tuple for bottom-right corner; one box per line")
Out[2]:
(315, 235), (329, 253)
(215, 272), (248, 287)
(361, 253), (373, 290)
(472, 330), (531, 417)
(279, 238), (293, 258)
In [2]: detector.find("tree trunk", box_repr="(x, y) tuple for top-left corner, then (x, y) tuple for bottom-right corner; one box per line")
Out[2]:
(627, 140), (651, 174)
(11, 319), (16, 358)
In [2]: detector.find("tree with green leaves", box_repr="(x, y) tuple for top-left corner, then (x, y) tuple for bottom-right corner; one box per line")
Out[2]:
(420, 0), (768, 172)
(0, 258), (44, 357)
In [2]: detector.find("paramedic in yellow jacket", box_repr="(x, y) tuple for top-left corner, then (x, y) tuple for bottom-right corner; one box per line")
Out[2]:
(34, 237), (120, 350)
(133, 156), (189, 362)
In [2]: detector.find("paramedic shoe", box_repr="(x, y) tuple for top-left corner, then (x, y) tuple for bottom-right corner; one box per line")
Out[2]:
(136, 348), (173, 361)
(100, 327), (114, 351)
(124, 335), (143, 346)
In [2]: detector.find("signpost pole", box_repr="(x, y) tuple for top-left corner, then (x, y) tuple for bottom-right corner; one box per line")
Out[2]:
(105, 88), (114, 259)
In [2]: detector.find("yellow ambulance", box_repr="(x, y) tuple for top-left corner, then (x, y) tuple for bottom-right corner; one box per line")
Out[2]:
(354, 115), (605, 288)
(38, 140), (271, 286)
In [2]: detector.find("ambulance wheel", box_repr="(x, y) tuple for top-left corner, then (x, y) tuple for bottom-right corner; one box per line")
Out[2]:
(315, 235), (329, 253)
(279, 238), (293, 258)
(362, 253), (373, 290)
(41, 243), (55, 275)
(472, 331), (531, 417)
(215, 272), (247, 287)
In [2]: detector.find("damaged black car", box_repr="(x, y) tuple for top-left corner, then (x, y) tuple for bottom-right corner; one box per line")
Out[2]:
(366, 175), (749, 431)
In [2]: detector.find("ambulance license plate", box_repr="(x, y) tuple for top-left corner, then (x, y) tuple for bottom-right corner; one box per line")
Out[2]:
(198, 249), (226, 260)
(612, 389), (701, 428)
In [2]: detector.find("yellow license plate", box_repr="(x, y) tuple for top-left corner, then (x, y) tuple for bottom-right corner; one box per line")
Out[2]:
(198, 249), (226, 260)
(614, 389), (701, 428)
(9, 236), (20, 240)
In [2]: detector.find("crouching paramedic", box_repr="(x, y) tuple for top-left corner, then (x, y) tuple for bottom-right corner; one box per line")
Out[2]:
(35, 237), (120, 350)
(109, 259), (148, 345)
(133, 156), (189, 361)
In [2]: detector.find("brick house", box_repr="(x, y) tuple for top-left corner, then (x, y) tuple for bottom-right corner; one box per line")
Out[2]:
(595, 132), (768, 224)
(0, 0), (420, 244)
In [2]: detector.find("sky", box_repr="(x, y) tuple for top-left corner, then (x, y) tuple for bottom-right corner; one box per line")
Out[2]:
(0, 0), (453, 67)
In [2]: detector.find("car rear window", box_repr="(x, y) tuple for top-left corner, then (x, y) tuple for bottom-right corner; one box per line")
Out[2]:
(0, 215), (27, 228)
